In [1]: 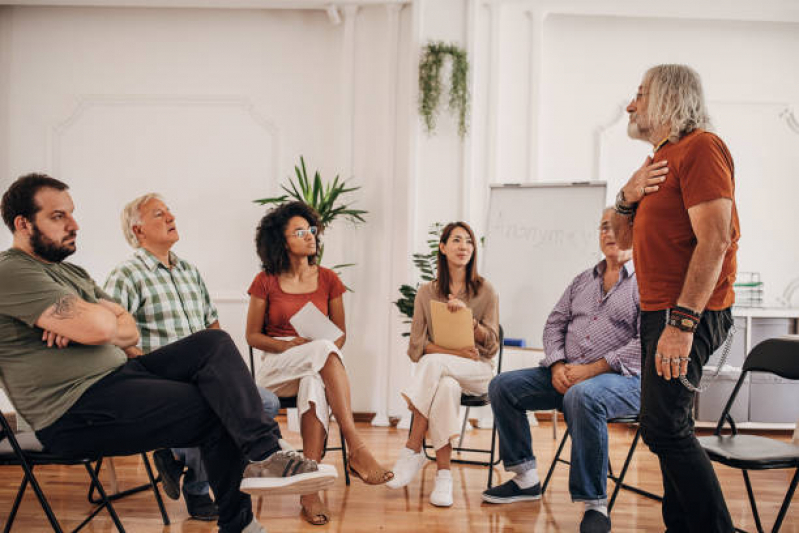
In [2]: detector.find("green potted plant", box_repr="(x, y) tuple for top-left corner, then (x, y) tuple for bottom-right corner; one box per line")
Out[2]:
(253, 156), (367, 273)
(394, 223), (443, 336)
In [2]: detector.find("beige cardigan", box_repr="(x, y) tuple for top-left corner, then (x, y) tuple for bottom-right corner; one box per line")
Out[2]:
(407, 280), (500, 364)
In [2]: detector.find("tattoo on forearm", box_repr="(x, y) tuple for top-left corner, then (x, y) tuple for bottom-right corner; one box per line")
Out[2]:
(51, 295), (81, 320)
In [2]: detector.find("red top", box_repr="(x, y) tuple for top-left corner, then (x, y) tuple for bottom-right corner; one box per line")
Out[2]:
(633, 130), (739, 311)
(247, 267), (346, 338)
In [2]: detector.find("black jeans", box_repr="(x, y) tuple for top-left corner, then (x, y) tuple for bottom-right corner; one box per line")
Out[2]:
(639, 309), (734, 533)
(36, 329), (281, 533)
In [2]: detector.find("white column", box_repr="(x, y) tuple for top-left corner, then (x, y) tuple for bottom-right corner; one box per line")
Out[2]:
(484, 1), (502, 188)
(339, 5), (359, 178)
(373, 2), (405, 427)
(459, 0), (477, 221)
(525, 8), (545, 183)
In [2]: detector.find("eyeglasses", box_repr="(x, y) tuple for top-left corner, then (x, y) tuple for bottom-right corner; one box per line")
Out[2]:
(289, 226), (318, 238)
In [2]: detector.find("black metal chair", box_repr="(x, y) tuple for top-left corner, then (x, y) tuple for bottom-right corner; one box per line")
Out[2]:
(0, 409), (127, 532)
(697, 336), (799, 533)
(248, 346), (350, 485)
(0, 375), (169, 533)
(416, 325), (504, 489)
(542, 414), (662, 511)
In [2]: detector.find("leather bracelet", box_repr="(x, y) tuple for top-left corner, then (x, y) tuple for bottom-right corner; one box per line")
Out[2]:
(667, 306), (700, 333)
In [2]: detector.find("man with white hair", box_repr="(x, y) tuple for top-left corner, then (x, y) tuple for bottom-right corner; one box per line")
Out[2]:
(611, 64), (739, 532)
(105, 193), (280, 521)
(482, 208), (641, 533)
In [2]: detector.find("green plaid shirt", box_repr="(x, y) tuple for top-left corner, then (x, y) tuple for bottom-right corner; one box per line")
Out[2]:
(104, 249), (218, 354)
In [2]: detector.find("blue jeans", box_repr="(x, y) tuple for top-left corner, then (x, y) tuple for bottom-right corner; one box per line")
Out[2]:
(489, 367), (640, 503)
(175, 386), (281, 496)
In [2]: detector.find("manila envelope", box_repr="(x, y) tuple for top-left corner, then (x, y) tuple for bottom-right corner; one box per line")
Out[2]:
(430, 300), (475, 349)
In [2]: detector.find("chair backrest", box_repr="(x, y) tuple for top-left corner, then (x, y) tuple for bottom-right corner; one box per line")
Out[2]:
(742, 336), (799, 380)
(713, 335), (799, 435)
(496, 325), (505, 374)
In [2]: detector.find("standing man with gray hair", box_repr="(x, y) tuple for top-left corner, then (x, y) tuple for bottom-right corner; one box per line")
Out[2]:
(611, 64), (739, 532)
(105, 193), (280, 521)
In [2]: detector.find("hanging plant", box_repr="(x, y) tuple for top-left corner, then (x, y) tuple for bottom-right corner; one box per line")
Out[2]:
(418, 41), (470, 138)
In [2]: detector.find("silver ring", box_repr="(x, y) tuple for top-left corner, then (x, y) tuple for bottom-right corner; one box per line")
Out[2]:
(670, 359), (680, 365)
(641, 187), (646, 197)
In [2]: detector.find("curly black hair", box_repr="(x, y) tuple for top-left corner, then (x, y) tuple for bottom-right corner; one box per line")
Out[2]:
(255, 201), (322, 275)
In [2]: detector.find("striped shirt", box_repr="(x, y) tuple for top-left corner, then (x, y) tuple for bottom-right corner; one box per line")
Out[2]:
(540, 260), (641, 377)
(104, 248), (218, 353)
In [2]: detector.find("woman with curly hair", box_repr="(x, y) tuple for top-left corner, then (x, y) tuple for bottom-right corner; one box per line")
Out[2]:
(245, 201), (393, 525)
(386, 221), (499, 508)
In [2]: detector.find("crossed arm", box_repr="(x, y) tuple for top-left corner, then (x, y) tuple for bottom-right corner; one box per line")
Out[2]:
(35, 294), (140, 348)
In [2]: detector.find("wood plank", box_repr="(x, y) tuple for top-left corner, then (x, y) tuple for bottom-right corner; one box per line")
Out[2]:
(1, 422), (796, 532)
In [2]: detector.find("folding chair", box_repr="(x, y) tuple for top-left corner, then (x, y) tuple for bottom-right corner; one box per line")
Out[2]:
(698, 336), (799, 533)
(0, 409), (127, 532)
(415, 325), (505, 489)
(0, 371), (169, 532)
(248, 346), (350, 485)
(542, 414), (661, 511)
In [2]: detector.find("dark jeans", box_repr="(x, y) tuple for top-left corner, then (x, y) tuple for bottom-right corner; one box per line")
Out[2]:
(36, 329), (281, 533)
(639, 309), (734, 533)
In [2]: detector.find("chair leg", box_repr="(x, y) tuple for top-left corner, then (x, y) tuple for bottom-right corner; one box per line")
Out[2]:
(12, 462), (64, 533)
(457, 407), (471, 451)
(487, 422), (499, 489)
(608, 425), (640, 511)
(4, 473), (28, 533)
(83, 462), (126, 533)
(542, 428), (570, 494)
(742, 469), (765, 533)
(770, 468), (798, 533)
(140, 452), (170, 525)
(339, 426), (350, 486)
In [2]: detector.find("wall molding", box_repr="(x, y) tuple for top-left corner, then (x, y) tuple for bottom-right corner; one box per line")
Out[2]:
(48, 93), (281, 180)
(2, 0), (410, 9)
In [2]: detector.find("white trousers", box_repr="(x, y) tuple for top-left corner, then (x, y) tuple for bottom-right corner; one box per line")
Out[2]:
(255, 339), (342, 434)
(401, 353), (493, 450)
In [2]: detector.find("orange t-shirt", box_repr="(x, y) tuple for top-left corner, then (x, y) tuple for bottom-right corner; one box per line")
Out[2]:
(247, 267), (346, 338)
(632, 130), (740, 311)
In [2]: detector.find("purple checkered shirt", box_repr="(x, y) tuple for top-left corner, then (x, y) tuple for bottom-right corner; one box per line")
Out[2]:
(540, 259), (641, 377)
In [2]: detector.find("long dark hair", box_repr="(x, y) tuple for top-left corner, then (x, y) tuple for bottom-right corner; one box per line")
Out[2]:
(436, 221), (483, 299)
(255, 201), (321, 275)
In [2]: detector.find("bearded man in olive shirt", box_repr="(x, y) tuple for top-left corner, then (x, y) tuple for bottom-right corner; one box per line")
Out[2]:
(611, 64), (739, 533)
(0, 173), (336, 533)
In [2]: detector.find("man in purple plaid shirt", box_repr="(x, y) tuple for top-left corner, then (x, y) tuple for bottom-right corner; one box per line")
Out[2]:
(482, 208), (641, 533)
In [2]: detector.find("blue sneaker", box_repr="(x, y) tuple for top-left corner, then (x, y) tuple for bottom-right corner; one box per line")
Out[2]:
(482, 479), (542, 504)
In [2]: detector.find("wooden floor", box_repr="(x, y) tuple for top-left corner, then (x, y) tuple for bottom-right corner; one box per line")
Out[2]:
(2, 421), (797, 532)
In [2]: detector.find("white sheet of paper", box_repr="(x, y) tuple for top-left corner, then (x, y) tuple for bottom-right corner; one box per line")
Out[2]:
(289, 302), (343, 342)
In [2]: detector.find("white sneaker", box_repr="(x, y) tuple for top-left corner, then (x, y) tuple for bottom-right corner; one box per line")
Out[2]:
(242, 518), (267, 533)
(430, 470), (453, 507)
(386, 447), (426, 489)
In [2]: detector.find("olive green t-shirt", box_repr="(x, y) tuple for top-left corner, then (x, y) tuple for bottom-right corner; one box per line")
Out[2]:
(0, 249), (127, 430)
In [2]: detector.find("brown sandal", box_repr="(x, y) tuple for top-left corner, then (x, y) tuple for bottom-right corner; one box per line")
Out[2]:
(347, 446), (394, 485)
(301, 497), (330, 526)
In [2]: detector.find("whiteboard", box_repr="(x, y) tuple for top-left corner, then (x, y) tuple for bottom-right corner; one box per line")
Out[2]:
(482, 182), (607, 348)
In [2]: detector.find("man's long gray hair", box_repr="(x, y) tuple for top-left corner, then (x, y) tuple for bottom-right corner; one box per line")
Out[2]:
(645, 64), (711, 142)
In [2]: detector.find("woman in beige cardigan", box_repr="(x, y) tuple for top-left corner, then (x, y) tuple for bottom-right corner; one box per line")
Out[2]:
(387, 221), (500, 507)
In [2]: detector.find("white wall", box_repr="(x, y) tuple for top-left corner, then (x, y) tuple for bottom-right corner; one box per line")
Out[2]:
(0, 3), (413, 416)
(2, 0), (798, 419)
